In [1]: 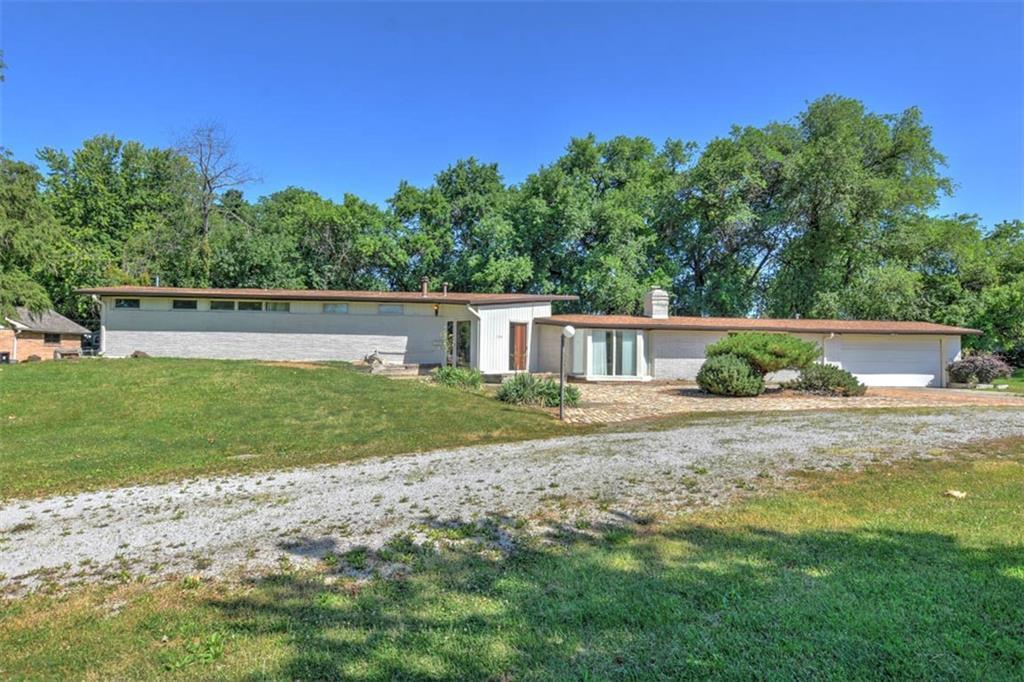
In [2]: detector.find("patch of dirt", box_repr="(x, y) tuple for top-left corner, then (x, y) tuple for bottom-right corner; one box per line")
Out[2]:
(258, 361), (327, 370)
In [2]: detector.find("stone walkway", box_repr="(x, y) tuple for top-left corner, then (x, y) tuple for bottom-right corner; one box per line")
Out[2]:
(562, 382), (1024, 424)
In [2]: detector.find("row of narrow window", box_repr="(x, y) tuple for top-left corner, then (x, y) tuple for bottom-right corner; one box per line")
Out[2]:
(114, 299), (405, 315)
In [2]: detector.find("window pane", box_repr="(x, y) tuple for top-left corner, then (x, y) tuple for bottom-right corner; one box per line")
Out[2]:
(619, 330), (637, 376)
(172, 300), (197, 310)
(114, 298), (140, 309)
(572, 330), (585, 374)
(238, 301), (262, 311)
(323, 303), (348, 314)
(379, 304), (403, 315)
(210, 301), (235, 311)
(591, 330), (607, 376)
(44, 333), (61, 344)
(265, 302), (290, 312)
(606, 331), (615, 375)
(457, 321), (471, 366)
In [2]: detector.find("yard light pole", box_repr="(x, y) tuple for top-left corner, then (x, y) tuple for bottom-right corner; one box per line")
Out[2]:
(560, 325), (576, 421)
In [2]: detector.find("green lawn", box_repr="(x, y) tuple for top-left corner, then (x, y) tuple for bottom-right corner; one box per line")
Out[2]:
(0, 358), (575, 499)
(989, 368), (1024, 394)
(2, 439), (1022, 680)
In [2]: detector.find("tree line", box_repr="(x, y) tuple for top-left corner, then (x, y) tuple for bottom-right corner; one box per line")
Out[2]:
(1, 95), (1021, 354)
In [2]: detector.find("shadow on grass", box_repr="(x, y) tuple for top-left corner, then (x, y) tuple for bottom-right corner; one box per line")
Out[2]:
(211, 518), (1024, 680)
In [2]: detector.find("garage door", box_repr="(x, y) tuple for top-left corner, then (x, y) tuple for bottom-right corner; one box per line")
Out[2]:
(834, 336), (942, 387)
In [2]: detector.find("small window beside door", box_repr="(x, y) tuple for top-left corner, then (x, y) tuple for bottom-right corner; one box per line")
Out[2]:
(172, 300), (197, 310)
(114, 298), (140, 309)
(43, 333), (61, 345)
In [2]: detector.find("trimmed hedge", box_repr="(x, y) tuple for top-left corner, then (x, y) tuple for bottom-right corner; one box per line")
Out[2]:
(696, 353), (765, 397)
(785, 363), (866, 397)
(431, 365), (484, 390)
(948, 352), (1012, 385)
(706, 332), (820, 375)
(496, 373), (580, 408)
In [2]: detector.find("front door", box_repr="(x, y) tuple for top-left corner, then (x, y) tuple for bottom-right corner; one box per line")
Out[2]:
(446, 320), (472, 367)
(509, 323), (528, 371)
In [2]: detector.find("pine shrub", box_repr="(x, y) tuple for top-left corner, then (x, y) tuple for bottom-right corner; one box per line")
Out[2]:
(696, 353), (765, 397)
(785, 363), (867, 397)
(705, 332), (820, 375)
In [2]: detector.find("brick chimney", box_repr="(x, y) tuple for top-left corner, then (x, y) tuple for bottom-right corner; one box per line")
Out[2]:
(420, 276), (429, 296)
(643, 286), (670, 319)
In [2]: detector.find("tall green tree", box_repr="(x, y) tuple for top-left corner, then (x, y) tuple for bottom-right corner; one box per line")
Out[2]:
(0, 152), (60, 315)
(764, 96), (952, 317)
(663, 124), (795, 315)
(36, 135), (197, 319)
(516, 135), (690, 313)
(391, 158), (530, 292)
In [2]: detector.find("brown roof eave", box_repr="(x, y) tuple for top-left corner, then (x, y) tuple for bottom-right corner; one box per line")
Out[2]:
(76, 287), (577, 306)
(534, 316), (982, 336)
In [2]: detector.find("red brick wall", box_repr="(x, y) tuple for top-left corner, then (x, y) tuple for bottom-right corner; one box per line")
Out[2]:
(0, 330), (82, 362)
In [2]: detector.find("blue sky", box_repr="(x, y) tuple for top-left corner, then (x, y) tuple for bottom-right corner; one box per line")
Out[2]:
(2, 2), (1022, 225)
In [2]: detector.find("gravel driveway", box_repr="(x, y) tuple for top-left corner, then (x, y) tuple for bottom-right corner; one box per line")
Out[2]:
(2, 408), (1023, 594)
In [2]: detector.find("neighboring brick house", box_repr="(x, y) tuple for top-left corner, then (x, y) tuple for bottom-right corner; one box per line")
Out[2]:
(0, 307), (90, 363)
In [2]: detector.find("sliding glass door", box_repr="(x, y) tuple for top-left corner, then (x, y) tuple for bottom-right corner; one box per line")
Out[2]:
(589, 330), (638, 377)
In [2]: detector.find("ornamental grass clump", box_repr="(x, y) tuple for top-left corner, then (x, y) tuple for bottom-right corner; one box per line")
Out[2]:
(496, 373), (580, 408)
(431, 365), (484, 390)
(947, 352), (1012, 385)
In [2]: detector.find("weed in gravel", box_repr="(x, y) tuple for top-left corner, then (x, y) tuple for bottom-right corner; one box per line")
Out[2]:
(343, 548), (369, 570)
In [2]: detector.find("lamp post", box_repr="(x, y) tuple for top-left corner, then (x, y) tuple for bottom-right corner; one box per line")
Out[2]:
(560, 325), (576, 421)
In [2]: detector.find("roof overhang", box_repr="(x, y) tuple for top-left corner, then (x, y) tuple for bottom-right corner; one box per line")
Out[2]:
(76, 286), (578, 307)
(535, 316), (982, 336)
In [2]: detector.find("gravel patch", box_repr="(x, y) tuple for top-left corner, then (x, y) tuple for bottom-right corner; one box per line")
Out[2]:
(2, 408), (1022, 594)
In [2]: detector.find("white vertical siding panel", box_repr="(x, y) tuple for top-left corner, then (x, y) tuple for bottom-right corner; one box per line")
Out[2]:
(473, 303), (551, 374)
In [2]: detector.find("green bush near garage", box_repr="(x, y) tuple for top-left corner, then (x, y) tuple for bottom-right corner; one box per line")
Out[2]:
(785, 363), (867, 397)
(705, 332), (821, 376)
(696, 353), (766, 397)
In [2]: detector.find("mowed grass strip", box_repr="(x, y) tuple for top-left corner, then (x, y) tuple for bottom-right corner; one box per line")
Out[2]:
(2, 440), (1022, 680)
(0, 358), (574, 499)
(989, 368), (1024, 394)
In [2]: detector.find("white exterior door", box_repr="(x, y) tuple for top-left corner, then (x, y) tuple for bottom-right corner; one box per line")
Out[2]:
(832, 335), (943, 387)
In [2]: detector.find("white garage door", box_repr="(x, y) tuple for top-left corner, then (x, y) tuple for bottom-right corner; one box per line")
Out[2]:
(834, 335), (942, 387)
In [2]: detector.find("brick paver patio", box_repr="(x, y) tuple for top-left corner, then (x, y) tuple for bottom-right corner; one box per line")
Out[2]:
(561, 382), (1024, 424)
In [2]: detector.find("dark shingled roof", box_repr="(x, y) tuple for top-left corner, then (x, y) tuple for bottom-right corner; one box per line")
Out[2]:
(76, 285), (578, 306)
(5, 307), (90, 335)
(535, 314), (981, 336)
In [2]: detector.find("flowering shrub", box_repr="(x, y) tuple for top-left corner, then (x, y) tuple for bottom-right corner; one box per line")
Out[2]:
(947, 352), (1012, 384)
